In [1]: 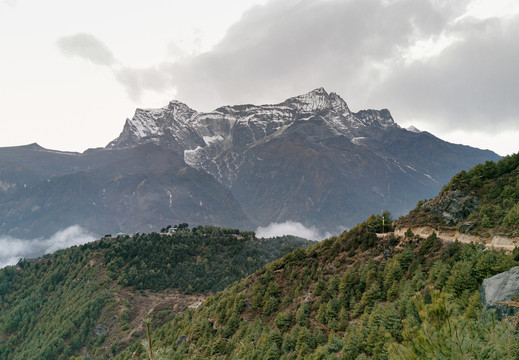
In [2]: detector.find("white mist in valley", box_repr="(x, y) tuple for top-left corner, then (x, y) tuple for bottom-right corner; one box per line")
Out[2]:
(0, 225), (97, 268)
(256, 221), (336, 241)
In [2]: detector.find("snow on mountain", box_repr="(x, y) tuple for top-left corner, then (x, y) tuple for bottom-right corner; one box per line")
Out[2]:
(106, 88), (409, 188)
(0, 88), (499, 237)
(407, 125), (421, 133)
(353, 109), (397, 129)
(109, 88), (397, 161)
(107, 100), (204, 156)
(283, 87), (332, 112)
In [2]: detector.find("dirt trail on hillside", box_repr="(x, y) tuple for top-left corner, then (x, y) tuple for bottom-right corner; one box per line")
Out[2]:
(388, 227), (518, 251)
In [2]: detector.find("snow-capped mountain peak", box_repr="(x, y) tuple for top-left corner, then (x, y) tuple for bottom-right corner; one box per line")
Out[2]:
(285, 87), (332, 112)
(407, 125), (421, 133)
(282, 88), (351, 117)
(329, 92), (351, 116)
(106, 100), (202, 153)
(108, 88), (401, 183)
(353, 108), (397, 129)
(166, 100), (198, 122)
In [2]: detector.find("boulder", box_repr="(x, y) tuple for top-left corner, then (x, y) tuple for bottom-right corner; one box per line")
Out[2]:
(480, 266), (519, 319)
(93, 325), (106, 336)
(176, 335), (188, 346)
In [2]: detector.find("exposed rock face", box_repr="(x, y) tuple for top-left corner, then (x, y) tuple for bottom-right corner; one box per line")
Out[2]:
(423, 189), (481, 225)
(481, 266), (519, 319)
(107, 101), (204, 156)
(0, 88), (501, 236)
(107, 88), (499, 231)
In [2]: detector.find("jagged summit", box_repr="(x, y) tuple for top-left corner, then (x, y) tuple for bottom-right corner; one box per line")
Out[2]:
(106, 100), (203, 154)
(165, 100), (198, 121)
(283, 87), (351, 116)
(284, 87), (331, 112)
(407, 125), (421, 133)
(108, 88), (392, 154)
(0, 88), (500, 238)
(354, 108), (396, 129)
(107, 88), (402, 185)
(329, 92), (351, 116)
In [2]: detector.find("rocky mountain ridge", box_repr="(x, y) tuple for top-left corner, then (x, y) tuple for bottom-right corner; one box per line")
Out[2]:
(108, 88), (400, 187)
(107, 88), (500, 232)
(0, 88), (501, 237)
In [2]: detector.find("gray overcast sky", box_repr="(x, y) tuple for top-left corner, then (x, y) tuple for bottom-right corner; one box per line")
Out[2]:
(1, 0), (518, 155)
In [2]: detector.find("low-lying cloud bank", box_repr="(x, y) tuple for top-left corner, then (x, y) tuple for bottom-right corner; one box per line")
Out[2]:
(256, 221), (335, 241)
(0, 225), (97, 268)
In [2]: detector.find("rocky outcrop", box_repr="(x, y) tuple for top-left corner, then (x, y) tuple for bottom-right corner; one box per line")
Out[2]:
(0, 89), (501, 236)
(423, 189), (481, 225)
(480, 266), (519, 319)
(104, 88), (499, 231)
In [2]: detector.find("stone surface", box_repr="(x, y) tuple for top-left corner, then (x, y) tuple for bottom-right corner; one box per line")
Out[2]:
(0, 88), (500, 236)
(93, 326), (106, 336)
(176, 335), (188, 346)
(480, 266), (519, 319)
(108, 88), (499, 231)
(424, 189), (481, 225)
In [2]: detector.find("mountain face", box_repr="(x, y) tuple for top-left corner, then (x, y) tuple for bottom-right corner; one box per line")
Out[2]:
(107, 88), (500, 232)
(0, 88), (500, 237)
(0, 143), (250, 238)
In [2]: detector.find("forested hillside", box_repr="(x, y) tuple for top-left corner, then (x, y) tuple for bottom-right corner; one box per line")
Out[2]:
(2, 154), (518, 360)
(443, 152), (519, 235)
(112, 154), (519, 360)
(0, 227), (312, 360)
(116, 221), (519, 360)
(104, 226), (311, 293)
(399, 152), (519, 237)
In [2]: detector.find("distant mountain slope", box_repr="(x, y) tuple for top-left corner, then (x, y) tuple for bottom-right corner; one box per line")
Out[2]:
(0, 88), (501, 237)
(0, 143), (82, 189)
(0, 143), (250, 238)
(0, 227), (313, 360)
(108, 87), (501, 231)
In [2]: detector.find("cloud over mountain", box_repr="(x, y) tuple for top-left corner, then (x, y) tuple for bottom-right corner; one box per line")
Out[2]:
(256, 221), (333, 241)
(0, 225), (96, 268)
(53, 0), (519, 153)
(55, 0), (519, 153)
(165, 0), (519, 136)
